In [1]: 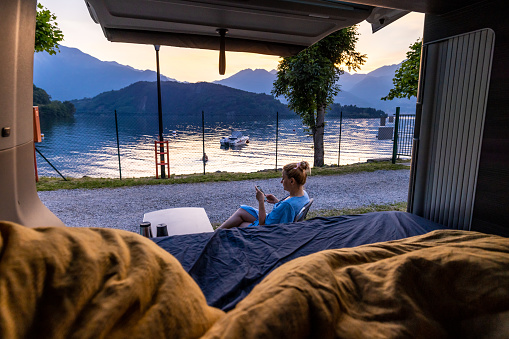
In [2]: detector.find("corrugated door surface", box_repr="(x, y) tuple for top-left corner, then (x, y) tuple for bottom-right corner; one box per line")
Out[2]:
(421, 29), (494, 230)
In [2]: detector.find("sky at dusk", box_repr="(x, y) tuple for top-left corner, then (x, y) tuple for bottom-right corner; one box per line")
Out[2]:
(38, 0), (425, 83)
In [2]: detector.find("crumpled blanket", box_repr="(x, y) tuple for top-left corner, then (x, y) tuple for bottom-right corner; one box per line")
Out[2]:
(155, 211), (445, 311)
(0, 221), (223, 339)
(1, 221), (509, 339)
(202, 229), (509, 339)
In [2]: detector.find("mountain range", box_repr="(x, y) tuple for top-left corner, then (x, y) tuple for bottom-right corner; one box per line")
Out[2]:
(35, 46), (416, 114)
(34, 46), (175, 101)
(214, 65), (416, 113)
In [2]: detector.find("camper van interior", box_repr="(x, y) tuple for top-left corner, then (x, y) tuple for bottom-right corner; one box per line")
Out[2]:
(0, 0), (508, 337)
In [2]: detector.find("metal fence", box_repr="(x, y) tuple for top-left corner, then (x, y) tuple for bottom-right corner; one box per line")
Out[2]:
(396, 113), (415, 158)
(34, 108), (413, 179)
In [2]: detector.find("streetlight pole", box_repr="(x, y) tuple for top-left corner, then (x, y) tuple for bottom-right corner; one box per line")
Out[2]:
(155, 45), (165, 178)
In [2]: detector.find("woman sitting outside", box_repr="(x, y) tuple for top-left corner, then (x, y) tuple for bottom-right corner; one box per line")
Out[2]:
(218, 161), (310, 229)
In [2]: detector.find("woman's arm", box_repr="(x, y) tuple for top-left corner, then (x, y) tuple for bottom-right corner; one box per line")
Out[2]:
(255, 186), (267, 225)
(265, 194), (279, 204)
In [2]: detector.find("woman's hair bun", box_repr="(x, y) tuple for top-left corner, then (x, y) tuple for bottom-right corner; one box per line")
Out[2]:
(298, 161), (310, 171)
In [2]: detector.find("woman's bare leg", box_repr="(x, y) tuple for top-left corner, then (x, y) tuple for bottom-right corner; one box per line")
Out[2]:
(218, 208), (256, 230)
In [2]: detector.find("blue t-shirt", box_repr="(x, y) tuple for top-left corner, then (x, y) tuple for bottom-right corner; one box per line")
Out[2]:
(240, 191), (310, 226)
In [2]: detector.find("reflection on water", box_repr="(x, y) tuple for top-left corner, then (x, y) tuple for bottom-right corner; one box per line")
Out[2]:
(35, 113), (412, 178)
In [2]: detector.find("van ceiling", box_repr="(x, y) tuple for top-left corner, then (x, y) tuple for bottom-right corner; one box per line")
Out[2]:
(85, 0), (481, 56)
(85, 0), (376, 56)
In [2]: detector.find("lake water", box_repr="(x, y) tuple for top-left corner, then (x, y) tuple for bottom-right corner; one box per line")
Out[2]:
(35, 113), (412, 178)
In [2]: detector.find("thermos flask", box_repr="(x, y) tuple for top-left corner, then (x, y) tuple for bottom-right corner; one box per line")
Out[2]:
(140, 222), (153, 238)
(156, 223), (168, 237)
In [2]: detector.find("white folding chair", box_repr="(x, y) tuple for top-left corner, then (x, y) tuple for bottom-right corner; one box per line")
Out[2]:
(294, 198), (314, 222)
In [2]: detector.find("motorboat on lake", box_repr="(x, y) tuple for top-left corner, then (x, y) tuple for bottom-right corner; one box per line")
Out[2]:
(220, 131), (249, 146)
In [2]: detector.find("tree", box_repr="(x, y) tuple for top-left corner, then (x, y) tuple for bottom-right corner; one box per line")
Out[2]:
(272, 26), (366, 167)
(33, 84), (51, 105)
(35, 3), (63, 55)
(34, 4), (65, 117)
(382, 39), (422, 100)
(33, 84), (75, 119)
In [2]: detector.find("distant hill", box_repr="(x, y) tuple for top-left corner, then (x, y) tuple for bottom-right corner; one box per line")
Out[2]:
(213, 67), (374, 95)
(34, 46), (176, 101)
(340, 64), (417, 114)
(72, 81), (294, 119)
(328, 104), (386, 118)
(214, 64), (417, 114)
(72, 81), (386, 120)
(213, 69), (277, 95)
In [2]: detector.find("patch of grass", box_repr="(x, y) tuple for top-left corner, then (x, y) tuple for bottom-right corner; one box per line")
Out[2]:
(306, 201), (408, 219)
(36, 160), (410, 191)
(310, 161), (409, 176)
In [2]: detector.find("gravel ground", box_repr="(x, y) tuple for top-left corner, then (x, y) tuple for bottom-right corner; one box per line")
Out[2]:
(38, 169), (410, 233)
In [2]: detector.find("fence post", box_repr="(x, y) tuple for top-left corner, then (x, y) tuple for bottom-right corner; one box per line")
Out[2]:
(202, 110), (206, 175)
(114, 110), (122, 180)
(155, 45), (166, 178)
(338, 111), (343, 166)
(392, 107), (401, 164)
(275, 111), (279, 171)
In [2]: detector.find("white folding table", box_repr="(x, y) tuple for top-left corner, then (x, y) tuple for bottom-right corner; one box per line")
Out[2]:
(143, 207), (214, 237)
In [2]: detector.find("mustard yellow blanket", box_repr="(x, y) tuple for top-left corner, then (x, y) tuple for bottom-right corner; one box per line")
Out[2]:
(0, 221), (223, 339)
(204, 229), (509, 338)
(1, 221), (508, 338)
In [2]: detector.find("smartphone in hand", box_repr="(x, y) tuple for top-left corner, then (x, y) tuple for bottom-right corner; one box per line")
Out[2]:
(256, 185), (267, 201)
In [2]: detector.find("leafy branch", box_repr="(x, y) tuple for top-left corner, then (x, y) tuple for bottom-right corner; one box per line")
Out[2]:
(382, 39), (421, 100)
(35, 3), (64, 55)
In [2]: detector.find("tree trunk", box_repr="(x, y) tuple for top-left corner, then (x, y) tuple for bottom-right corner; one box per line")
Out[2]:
(313, 104), (325, 167)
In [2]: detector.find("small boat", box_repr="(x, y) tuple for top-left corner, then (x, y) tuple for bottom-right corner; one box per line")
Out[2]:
(220, 131), (249, 146)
